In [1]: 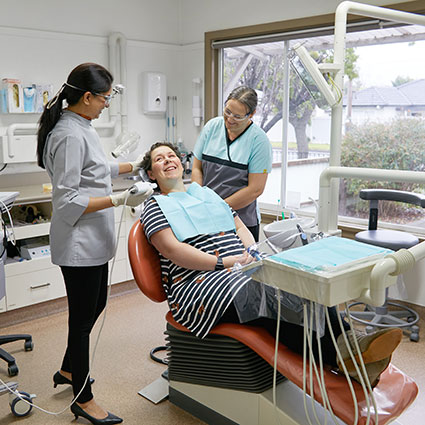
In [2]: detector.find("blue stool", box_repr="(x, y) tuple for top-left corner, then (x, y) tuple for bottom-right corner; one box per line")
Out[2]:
(349, 189), (425, 342)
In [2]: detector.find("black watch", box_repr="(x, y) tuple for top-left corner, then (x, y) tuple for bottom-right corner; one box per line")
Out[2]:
(215, 256), (224, 271)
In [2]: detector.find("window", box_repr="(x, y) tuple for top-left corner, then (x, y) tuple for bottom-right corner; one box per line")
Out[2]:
(216, 21), (425, 231)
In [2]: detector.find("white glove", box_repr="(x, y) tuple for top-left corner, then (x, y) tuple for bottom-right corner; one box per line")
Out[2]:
(110, 186), (153, 207)
(128, 154), (144, 173)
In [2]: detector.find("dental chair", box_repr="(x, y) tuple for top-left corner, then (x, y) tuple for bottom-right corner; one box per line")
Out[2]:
(128, 219), (418, 425)
(349, 189), (424, 342)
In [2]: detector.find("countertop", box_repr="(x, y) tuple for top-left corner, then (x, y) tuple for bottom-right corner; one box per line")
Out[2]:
(2, 177), (192, 204)
(1, 177), (135, 204)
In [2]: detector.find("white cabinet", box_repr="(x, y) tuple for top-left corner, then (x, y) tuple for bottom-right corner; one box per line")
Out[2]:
(5, 257), (65, 310)
(1, 198), (133, 313)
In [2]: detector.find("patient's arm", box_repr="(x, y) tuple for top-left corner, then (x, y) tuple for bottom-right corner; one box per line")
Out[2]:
(150, 227), (250, 271)
(235, 216), (255, 248)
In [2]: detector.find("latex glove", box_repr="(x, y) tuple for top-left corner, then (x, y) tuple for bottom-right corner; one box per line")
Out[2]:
(128, 154), (144, 173)
(110, 186), (153, 207)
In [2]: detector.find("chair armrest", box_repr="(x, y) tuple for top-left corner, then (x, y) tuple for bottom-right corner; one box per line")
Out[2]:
(360, 189), (425, 207)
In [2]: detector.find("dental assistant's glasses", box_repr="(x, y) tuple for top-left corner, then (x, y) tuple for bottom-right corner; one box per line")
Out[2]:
(46, 82), (125, 109)
(223, 107), (251, 122)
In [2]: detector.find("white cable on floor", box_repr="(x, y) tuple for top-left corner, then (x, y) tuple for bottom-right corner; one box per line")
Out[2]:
(0, 192), (130, 416)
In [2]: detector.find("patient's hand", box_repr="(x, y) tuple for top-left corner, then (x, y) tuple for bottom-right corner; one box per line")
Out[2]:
(238, 251), (255, 265)
(223, 251), (255, 269)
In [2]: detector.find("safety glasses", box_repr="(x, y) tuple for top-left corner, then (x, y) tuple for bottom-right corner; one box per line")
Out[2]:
(223, 107), (250, 122)
(46, 83), (125, 109)
(92, 85), (124, 105)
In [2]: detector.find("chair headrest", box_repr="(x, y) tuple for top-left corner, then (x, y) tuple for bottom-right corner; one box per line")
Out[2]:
(128, 220), (167, 303)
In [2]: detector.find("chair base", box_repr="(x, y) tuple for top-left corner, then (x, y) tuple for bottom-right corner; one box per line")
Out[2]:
(169, 378), (353, 425)
(0, 334), (33, 376)
(138, 376), (169, 404)
(348, 301), (420, 342)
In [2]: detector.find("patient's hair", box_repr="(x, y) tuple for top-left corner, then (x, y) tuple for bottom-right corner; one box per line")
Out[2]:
(140, 141), (181, 181)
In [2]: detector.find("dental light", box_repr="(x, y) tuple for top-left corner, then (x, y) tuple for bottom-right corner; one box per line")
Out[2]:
(108, 84), (142, 159)
(289, 43), (340, 108)
(112, 83), (125, 96)
(111, 131), (141, 159)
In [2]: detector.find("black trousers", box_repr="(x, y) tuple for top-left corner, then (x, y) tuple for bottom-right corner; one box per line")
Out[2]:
(220, 303), (349, 367)
(246, 223), (260, 242)
(60, 263), (108, 403)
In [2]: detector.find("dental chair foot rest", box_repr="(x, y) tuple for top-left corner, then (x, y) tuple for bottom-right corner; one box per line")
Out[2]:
(166, 312), (418, 425)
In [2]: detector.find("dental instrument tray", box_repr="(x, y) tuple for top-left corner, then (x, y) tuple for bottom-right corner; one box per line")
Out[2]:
(242, 237), (396, 306)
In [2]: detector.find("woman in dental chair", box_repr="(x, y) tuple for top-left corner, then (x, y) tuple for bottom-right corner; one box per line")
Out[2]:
(140, 141), (402, 387)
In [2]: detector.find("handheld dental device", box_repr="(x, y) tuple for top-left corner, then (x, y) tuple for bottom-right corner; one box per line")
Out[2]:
(129, 181), (157, 195)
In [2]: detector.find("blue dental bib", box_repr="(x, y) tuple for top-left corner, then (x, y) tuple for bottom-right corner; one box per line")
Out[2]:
(154, 182), (236, 242)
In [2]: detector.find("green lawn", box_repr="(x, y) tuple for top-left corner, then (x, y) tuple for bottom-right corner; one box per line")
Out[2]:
(271, 142), (330, 151)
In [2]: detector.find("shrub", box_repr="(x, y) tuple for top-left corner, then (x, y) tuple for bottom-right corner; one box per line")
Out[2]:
(340, 118), (425, 220)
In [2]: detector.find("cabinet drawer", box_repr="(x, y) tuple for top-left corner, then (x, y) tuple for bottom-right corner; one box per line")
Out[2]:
(6, 267), (66, 310)
(6, 256), (55, 277)
(13, 222), (50, 240)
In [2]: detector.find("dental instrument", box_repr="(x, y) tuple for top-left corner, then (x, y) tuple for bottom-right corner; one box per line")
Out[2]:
(129, 181), (157, 195)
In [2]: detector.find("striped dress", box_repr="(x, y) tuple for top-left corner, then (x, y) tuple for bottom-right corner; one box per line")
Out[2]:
(142, 197), (250, 339)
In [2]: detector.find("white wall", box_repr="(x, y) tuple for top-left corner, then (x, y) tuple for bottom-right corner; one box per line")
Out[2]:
(179, 0), (414, 44)
(0, 0), (181, 44)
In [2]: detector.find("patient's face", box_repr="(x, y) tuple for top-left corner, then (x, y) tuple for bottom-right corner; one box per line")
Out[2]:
(148, 146), (183, 186)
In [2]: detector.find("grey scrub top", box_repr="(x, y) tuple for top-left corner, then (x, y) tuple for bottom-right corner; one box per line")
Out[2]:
(43, 110), (119, 267)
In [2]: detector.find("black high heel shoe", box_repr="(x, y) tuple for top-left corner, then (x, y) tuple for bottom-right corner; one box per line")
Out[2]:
(53, 371), (95, 388)
(70, 403), (123, 424)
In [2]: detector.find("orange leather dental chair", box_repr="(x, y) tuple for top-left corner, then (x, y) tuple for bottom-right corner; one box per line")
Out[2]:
(128, 219), (418, 425)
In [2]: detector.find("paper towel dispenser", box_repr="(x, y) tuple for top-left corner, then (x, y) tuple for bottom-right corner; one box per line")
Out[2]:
(142, 72), (166, 115)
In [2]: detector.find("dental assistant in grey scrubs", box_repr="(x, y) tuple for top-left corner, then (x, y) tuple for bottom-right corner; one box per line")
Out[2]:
(36, 63), (152, 425)
(192, 86), (272, 241)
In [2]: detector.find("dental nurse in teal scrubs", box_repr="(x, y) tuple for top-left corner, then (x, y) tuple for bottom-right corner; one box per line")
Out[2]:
(192, 86), (272, 241)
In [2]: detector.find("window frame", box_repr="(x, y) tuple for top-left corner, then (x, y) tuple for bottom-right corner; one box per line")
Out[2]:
(203, 0), (425, 236)
(204, 1), (425, 121)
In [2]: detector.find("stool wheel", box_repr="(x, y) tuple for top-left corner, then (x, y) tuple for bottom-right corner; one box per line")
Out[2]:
(410, 333), (419, 342)
(8, 364), (19, 377)
(10, 392), (33, 417)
